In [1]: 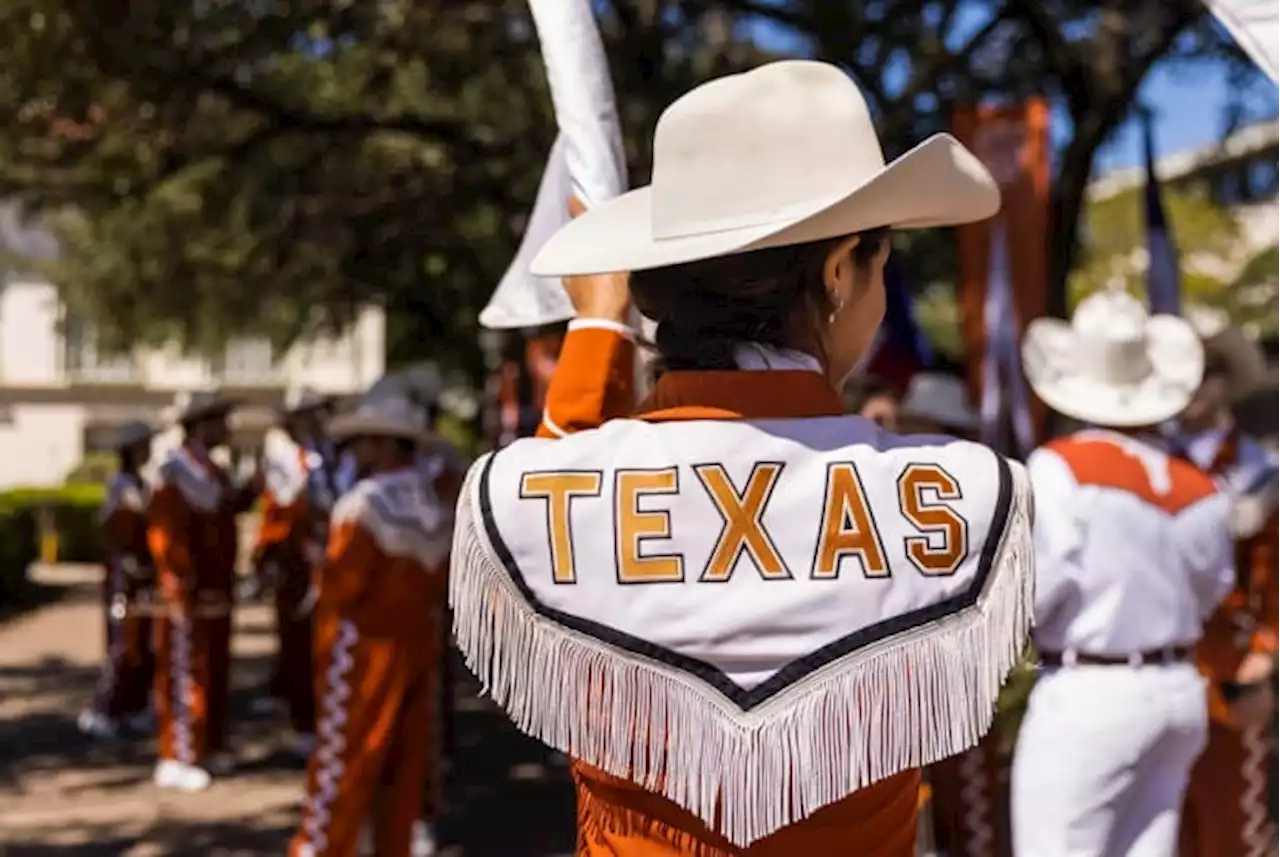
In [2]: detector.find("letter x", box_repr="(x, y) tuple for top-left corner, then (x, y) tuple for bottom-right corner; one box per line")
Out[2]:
(694, 462), (790, 581)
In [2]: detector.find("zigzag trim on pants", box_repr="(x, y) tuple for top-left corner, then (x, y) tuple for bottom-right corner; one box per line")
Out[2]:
(960, 747), (994, 857)
(301, 620), (359, 855)
(1239, 724), (1274, 857)
(169, 616), (195, 764)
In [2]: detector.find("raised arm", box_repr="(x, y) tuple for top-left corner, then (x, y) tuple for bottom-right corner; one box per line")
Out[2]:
(537, 198), (637, 439)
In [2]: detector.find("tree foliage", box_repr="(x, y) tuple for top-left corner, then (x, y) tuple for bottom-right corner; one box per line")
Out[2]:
(0, 0), (1261, 380)
(1071, 181), (1278, 334)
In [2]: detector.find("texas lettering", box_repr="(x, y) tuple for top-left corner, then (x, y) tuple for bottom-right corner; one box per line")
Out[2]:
(518, 461), (968, 584)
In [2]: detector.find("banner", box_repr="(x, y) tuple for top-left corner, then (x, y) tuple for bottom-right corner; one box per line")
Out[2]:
(1143, 112), (1183, 316)
(952, 100), (1051, 454)
(480, 0), (628, 332)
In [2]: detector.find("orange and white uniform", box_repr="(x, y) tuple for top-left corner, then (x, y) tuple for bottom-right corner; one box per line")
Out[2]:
(290, 464), (453, 857)
(1011, 430), (1236, 857)
(451, 320), (1034, 855)
(90, 472), (155, 722)
(148, 446), (243, 767)
(1180, 427), (1278, 857)
(254, 441), (334, 737)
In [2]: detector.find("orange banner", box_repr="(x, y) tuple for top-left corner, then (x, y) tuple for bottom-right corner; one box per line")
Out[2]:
(952, 100), (1051, 449)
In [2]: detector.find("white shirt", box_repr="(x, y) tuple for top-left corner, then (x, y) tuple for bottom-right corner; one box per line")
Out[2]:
(1028, 429), (1235, 656)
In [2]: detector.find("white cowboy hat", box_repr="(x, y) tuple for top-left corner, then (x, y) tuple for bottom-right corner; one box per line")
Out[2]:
(108, 420), (157, 451)
(328, 395), (429, 445)
(172, 389), (239, 426)
(530, 60), (1000, 276)
(900, 373), (980, 432)
(1021, 290), (1204, 428)
(1185, 304), (1269, 403)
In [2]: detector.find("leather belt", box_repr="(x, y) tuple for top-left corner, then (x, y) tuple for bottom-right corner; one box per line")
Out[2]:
(1040, 646), (1192, 668)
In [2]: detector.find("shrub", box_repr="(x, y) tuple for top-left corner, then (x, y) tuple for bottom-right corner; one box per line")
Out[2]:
(0, 484), (107, 577)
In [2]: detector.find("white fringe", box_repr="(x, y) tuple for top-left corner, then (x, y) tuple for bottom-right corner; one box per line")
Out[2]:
(450, 461), (1035, 847)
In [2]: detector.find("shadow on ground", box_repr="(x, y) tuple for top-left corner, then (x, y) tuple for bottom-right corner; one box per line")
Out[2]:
(0, 594), (575, 856)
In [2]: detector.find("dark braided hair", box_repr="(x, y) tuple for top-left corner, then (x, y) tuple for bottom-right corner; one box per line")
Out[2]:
(630, 229), (888, 376)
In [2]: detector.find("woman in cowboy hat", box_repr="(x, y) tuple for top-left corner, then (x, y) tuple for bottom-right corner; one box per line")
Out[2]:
(290, 395), (453, 857)
(1011, 289), (1237, 856)
(1175, 307), (1279, 857)
(78, 420), (159, 740)
(449, 60), (1033, 855)
(148, 390), (258, 791)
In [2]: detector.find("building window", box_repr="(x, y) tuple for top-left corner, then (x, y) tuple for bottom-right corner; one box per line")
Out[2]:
(214, 337), (278, 384)
(63, 316), (138, 382)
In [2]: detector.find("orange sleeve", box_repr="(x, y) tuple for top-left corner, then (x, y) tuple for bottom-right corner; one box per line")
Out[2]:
(253, 491), (302, 563)
(147, 484), (193, 602)
(537, 325), (635, 439)
(1250, 511), (1279, 652)
(320, 519), (381, 610)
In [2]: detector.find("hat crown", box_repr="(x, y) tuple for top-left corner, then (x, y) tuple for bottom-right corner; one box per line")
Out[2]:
(354, 395), (426, 432)
(1071, 291), (1154, 385)
(650, 61), (885, 240)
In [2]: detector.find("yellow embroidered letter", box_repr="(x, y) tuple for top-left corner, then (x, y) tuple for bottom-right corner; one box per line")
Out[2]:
(694, 463), (790, 581)
(812, 462), (888, 579)
(898, 464), (967, 576)
(519, 471), (603, 584)
(615, 468), (684, 583)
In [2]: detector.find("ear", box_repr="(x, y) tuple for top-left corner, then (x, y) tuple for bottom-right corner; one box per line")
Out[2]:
(822, 234), (863, 303)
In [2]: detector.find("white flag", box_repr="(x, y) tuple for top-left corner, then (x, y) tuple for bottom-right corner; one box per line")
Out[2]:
(1203, 0), (1278, 82)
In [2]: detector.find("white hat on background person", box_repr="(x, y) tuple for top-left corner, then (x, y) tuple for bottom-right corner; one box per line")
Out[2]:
(1021, 288), (1203, 428)
(1185, 303), (1269, 403)
(530, 60), (1000, 277)
(899, 373), (980, 432)
(327, 395), (430, 445)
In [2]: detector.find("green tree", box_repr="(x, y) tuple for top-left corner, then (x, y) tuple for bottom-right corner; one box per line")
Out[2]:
(1068, 180), (1278, 336)
(0, 0), (1260, 381)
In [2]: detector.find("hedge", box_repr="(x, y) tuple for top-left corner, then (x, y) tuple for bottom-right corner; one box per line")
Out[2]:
(0, 484), (106, 609)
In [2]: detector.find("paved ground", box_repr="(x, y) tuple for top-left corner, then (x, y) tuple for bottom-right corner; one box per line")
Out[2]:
(0, 569), (576, 856)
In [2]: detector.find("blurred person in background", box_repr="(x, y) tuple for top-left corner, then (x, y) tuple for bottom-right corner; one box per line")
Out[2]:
(1177, 309), (1279, 857)
(249, 387), (337, 758)
(1012, 290), (1236, 856)
(842, 373), (901, 431)
(290, 395), (453, 857)
(78, 420), (159, 740)
(896, 370), (981, 438)
(148, 391), (261, 792)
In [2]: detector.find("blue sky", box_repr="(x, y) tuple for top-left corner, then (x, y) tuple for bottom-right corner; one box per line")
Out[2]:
(739, 5), (1278, 179)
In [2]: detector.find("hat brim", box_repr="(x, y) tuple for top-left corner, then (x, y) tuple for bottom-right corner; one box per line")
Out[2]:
(530, 133), (1000, 276)
(1022, 315), (1203, 428)
(328, 414), (427, 445)
(1202, 325), (1269, 402)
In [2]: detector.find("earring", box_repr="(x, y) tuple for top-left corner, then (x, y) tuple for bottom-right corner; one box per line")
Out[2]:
(828, 297), (845, 323)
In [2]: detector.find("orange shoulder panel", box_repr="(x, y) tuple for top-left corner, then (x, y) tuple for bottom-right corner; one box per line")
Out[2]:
(1044, 436), (1217, 515)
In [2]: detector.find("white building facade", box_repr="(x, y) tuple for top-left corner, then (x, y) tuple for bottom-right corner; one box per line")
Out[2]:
(0, 277), (385, 488)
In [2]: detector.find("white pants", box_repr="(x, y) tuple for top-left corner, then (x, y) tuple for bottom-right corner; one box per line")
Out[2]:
(1010, 663), (1208, 857)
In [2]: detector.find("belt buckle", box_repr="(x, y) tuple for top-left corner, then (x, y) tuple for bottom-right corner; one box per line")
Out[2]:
(1128, 651), (1143, 668)
(1062, 649), (1079, 667)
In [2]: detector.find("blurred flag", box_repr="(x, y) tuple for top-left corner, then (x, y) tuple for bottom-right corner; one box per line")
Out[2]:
(862, 257), (933, 392)
(1143, 112), (1183, 316)
(980, 221), (1035, 458)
